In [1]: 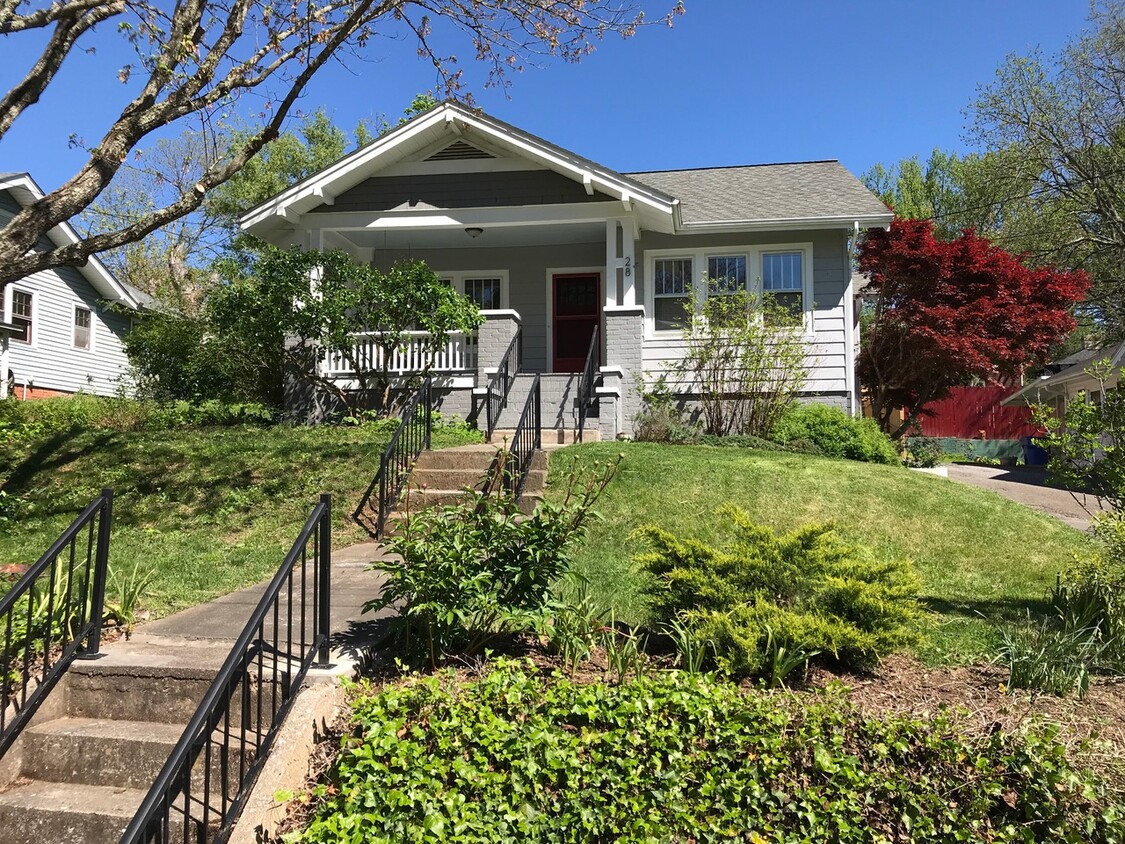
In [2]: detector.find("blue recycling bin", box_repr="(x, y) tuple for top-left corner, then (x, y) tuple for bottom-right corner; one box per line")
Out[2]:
(1020, 436), (1049, 466)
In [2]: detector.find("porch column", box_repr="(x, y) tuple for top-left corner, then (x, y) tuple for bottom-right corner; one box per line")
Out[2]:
(476, 309), (522, 388)
(604, 219), (620, 309)
(602, 305), (645, 438)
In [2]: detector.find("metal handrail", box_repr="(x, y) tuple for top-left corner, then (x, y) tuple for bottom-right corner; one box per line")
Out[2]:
(0, 488), (112, 760)
(505, 373), (542, 501)
(485, 328), (521, 440)
(119, 494), (332, 844)
(353, 377), (433, 538)
(577, 326), (600, 442)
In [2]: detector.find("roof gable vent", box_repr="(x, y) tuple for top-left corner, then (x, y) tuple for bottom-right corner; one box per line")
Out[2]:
(426, 140), (495, 161)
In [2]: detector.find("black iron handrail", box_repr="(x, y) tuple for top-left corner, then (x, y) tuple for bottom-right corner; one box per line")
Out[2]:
(353, 377), (432, 538)
(485, 328), (521, 440)
(577, 325), (600, 442)
(0, 488), (112, 760)
(505, 373), (542, 501)
(119, 494), (332, 844)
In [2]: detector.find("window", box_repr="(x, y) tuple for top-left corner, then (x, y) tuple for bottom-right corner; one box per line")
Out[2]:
(653, 257), (693, 331)
(762, 252), (805, 316)
(10, 290), (32, 344)
(707, 255), (747, 296)
(73, 306), (92, 350)
(464, 277), (502, 310)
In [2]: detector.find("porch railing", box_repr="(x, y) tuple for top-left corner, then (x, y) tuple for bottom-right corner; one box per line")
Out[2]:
(505, 373), (542, 501)
(485, 328), (521, 439)
(321, 331), (477, 378)
(120, 494), (332, 844)
(577, 326), (599, 442)
(353, 377), (433, 538)
(0, 489), (112, 760)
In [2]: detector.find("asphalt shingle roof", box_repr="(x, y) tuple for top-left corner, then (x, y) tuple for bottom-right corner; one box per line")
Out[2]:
(625, 161), (890, 225)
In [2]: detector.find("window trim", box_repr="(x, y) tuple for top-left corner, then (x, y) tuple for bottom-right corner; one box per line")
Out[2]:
(6, 286), (36, 347)
(72, 304), (95, 352)
(643, 242), (814, 338)
(651, 254), (696, 333)
(437, 270), (509, 310)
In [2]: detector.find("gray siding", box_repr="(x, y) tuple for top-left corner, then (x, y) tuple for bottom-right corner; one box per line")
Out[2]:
(0, 197), (133, 396)
(634, 229), (851, 395)
(0, 191), (20, 216)
(315, 170), (614, 213)
(374, 241), (605, 373)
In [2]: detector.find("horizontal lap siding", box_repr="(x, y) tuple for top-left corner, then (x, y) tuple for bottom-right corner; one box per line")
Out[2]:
(637, 230), (850, 394)
(374, 242), (604, 373)
(5, 265), (132, 396)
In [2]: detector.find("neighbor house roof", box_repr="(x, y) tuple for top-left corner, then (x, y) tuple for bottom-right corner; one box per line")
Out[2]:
(626, 162), (892, 228)
(1002, 341), (1125, 406)
(0, 172), (142, 310)
(241, 102), (893, 239)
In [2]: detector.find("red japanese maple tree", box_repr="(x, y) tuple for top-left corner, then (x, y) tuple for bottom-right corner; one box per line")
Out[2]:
(858, 218), (1089, 439)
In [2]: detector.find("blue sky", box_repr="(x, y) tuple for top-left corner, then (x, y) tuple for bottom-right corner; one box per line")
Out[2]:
(0, 1), (1094, 192)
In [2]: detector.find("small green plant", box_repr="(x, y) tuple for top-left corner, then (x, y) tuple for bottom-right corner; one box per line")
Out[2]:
(996, 613), (1109, 698)
(635, 505), (919, 678)
(662, 615), (712, 674)
(903, 436), (943, 468)
(631, 374), (701, 443)
(541, 576), (607, 675)
(601, 614), (647, 684)
(369, 457), (620, 666)
(105, 561), (157, 632)
(772, 403), (900, 465)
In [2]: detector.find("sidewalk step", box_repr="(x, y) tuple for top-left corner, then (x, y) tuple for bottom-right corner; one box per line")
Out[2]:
(0, 779), (181, 844)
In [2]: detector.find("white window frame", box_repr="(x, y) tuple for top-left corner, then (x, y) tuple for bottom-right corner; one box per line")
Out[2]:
(5, 286), (36, 347)
(72, 304), (95, 352)
(438, 270), (510, 311)
(651, 254), (696, 333)
(643, 242), (814, 337)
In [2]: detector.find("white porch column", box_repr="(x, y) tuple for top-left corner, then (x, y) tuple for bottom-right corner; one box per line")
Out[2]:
(621, 220), (636, 307)
(604, 218), (619, 309)
(0, 334), (8, 400)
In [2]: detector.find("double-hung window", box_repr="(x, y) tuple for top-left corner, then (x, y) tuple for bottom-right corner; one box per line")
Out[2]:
(707, 255), (747, 297)
(73, 306), (92, 350)
(10, 290), (32, 344)
(762, 251), (805, 316)
(653, 257), (693, 331)
(463, 277), (502, 310)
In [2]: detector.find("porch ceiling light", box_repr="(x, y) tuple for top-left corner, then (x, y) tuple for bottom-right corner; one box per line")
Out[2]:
(465, 227), (484, 239)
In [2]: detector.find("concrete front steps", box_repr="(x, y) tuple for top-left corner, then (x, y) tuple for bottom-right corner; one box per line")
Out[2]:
(389, 443), (550, 519)
(0, 642), (245, 844)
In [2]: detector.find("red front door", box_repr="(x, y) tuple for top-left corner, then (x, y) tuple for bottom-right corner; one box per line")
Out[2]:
(552, 273), (600, 372)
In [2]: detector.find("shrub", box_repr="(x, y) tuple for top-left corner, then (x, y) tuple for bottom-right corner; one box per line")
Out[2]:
(772, 403), (900, 465)
(300, 662), (1124, 844)
(634, 505), (919, 679)
(903, 436), (943, 468)
(996, 614), (1108, 698)
(367, 458), (619, 665)
(631, 375), (701, 443)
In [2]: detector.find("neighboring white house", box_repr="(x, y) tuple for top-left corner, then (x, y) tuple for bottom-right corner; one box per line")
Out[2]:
(240, 102), (893, 437)
(1002, 342), (1125, 417)
(0, 173), (145, 399)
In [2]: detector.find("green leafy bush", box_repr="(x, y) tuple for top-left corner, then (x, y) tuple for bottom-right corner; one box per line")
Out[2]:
(903, 436), (944, 468)
(772, 403), (900, 465)
(634, 505), (919, 678)
(631, 375), (701, 444)
(300, 662), (1124, 844)
(367, 459), (619, 665)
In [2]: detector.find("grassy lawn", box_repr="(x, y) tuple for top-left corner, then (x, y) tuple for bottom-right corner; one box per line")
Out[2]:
(0, 424), (475, 617)
(549, 442), (1090, 664)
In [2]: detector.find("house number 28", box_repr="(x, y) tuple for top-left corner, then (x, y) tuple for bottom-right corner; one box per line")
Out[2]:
(624, 257), (632, 277)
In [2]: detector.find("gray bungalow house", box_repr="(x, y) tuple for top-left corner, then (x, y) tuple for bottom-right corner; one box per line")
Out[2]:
(0, 173), (144, 399)
(241, 102), (892, 438)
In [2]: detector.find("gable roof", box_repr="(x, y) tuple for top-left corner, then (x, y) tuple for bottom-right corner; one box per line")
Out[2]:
(627, 162), (892, 228)
(0, 173), (142, 310)
(1002, 341), (1125, 406)
(241, 102), (892, 239)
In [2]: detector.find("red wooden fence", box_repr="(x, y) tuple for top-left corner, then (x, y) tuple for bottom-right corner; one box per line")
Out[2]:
(916, 385), (1038, 439)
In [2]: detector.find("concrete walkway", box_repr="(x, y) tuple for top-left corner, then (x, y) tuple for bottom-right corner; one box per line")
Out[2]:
(945, 464), (1109, 531)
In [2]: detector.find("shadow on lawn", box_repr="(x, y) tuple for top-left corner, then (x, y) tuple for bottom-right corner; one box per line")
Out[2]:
(922, 595), (1056, 625)
(1, 429), (118, 501)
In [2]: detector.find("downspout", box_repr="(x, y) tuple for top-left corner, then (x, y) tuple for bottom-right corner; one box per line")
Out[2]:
(842, 221), (860, 416)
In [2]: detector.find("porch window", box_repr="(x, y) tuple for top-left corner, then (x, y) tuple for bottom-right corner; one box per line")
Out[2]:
(73, 306), (92, 350)
(707, 255), (747, 296)
(762, 252), (805, 315)
(653, 257), (693, 331)
(464, 277), (502, 310)
(10, 290), (32, 344)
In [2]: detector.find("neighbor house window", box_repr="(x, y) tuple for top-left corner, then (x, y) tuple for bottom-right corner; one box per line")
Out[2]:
(464, 277), (502, 310)
(653, 257), (693, 331)
(762, 252), (805, 315)
(10, 290), (32, 344)
(707, 255), (747, 296)
(73, 306), (92, 350)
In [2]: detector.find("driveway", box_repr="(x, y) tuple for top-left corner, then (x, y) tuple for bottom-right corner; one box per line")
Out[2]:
(944, 464), (1108, 531)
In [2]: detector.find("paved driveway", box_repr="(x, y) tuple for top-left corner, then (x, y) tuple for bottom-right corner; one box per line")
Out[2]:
(944, 464), (1108, 531)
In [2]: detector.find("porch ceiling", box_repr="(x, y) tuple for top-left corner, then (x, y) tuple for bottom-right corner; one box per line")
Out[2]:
(336, 220), (607, 250)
